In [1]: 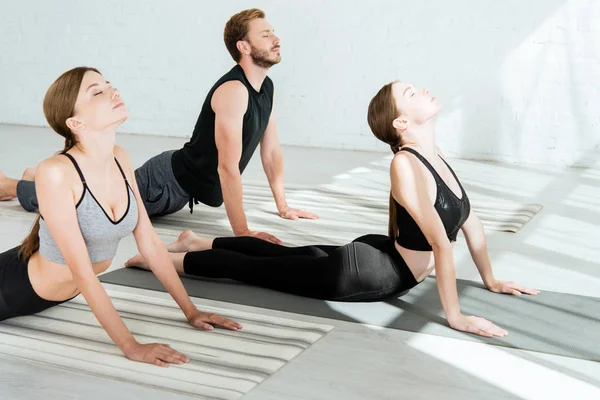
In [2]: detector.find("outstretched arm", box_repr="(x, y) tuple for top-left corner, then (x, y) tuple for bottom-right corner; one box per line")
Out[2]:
(115, 146), (242, 332)
(260, 107), (318, 221)
(461, 212), (495, 287)
(213, 82), (282, 244)
(36, 157), (187, 367)
(391, 153), (506, 338)
(461, 211), (539, 296)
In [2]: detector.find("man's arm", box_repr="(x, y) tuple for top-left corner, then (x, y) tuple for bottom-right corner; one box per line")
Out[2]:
(213, 81), (281, 243)
(260, 112), (287, 213)
(259, 99), (318, 221)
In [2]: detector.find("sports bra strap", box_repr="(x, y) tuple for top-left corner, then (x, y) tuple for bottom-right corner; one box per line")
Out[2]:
(114, 157), (128, 181)
(400, 147), (439, 179)
(63, 153), (86, 184)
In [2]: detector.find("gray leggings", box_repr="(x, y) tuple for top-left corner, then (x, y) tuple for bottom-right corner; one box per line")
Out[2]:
(16, 150), (190, 217)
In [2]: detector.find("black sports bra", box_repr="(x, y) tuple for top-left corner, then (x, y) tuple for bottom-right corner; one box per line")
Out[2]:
(394, 147), (471, 251)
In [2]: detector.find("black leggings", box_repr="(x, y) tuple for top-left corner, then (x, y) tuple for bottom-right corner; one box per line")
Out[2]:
(0, 247), (69, 321)
(183, 234), (418, 302)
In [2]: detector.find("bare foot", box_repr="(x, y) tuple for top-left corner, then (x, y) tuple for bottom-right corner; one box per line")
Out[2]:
(0, 171), (18, 201)
(21, 167), (36, 181)
(125, 253), (150, 270)
(166, 230), (210, 253)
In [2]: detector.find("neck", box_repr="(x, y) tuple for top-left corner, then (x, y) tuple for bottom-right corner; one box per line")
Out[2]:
(238, 59), (269, 92)
(73, 127), (117, 170)
(402, 118), (437, 157)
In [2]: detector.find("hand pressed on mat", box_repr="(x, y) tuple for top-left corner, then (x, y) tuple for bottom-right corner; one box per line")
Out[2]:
(188, 310), (243, 331)
(279, 206), (319, 221)
(487, 280), (540, 296)
(449, 314), (508, 338)
(123, 342), (189, 368)
(238, 228), (282, 245)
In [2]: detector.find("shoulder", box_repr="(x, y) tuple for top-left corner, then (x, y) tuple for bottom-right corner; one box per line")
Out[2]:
(435, 145), (447, 160)
(390, 151), (429, 198)
(113, 144), (131, 164)
(391, 151), (419, 178)
(264, 76), (274, 90)
(36, 154), (75, 185)
(214, 80), (248, 99)
(113, 145), (136, 179)
(212, 80), (249, 115)
(264, 76), (275, 100)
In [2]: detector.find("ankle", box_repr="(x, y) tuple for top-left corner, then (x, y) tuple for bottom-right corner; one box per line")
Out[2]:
(0, 177), (18, 199)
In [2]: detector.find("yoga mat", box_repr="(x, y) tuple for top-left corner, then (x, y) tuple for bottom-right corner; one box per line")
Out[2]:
(148, 182), (542, 244)
(0, 289), (333, 400)
(101, 267), (600, 362)
(0, 180), (542, 248)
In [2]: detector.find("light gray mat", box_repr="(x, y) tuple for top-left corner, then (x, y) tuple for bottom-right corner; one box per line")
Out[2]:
(0, 180), (542, 248)
(100, 267), (600, 362)
(0, 288), (333, 400)
(149, 182), (543, 243)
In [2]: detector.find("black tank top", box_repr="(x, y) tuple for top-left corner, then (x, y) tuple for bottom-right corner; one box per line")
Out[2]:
(171, 65), (274, 207)
(394, 147), (471, 251)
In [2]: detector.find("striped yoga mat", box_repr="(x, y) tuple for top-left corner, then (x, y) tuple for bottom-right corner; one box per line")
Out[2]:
(0, 289), (333, 399)
(0, 179), (542, 245)
(149, 181), (542, 245)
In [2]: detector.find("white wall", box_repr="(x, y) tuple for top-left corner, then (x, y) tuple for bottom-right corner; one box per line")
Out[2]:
(0, 0), (598, 166)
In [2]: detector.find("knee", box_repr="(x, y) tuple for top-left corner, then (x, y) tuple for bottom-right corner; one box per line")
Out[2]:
(19, 201), (38, 212)
(16, 183), (38, 212)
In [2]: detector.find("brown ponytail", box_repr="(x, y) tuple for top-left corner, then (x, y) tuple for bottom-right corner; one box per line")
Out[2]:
(367, 81), (403, 239)
(19, 66), (101, 260)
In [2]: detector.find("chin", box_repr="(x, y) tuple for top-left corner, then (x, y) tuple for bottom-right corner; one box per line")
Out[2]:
(114, 113), (129, 125)
(115, 107), (129, 117)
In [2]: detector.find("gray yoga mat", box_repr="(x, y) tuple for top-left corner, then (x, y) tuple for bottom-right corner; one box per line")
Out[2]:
(100, 267), (600, 362)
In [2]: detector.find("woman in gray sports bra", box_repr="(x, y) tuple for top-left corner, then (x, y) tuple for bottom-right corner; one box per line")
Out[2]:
(0, 67), (241, 367)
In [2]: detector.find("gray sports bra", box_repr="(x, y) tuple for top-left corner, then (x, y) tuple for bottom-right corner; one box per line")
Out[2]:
(38, 153), (139, 264)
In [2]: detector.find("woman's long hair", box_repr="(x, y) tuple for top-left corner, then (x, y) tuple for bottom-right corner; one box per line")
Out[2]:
(19, 67), (100, 259)
(367, 81), (403, 238)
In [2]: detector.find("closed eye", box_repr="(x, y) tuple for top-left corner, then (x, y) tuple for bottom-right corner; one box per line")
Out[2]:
(94, 91), (103, 96)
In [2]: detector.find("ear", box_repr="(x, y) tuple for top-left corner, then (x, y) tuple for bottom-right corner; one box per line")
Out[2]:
(392, 116), (408, 131)
(66, 116), (85, 133)
(236, 40), (251, 57)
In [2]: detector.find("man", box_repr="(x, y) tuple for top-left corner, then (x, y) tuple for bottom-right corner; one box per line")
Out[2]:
(1, 8), (317, 244)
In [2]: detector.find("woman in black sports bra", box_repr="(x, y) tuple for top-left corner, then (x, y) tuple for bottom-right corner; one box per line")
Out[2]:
(127, 80), (538, 338)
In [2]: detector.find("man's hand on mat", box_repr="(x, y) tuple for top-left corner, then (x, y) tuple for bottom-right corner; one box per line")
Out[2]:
(449, 315), (508, 338)
(124, 342), (189, 368)
(279, 206), (319, 221)
(188, 311), (243, 331)
(239, 228), (282, 245)
(487, 280), (540, 296)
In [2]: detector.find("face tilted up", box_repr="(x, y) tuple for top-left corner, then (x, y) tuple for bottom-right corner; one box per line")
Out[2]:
(71, 71), (129, 132)
(392, 81), (441, 127)
(245, 18), (281, 68)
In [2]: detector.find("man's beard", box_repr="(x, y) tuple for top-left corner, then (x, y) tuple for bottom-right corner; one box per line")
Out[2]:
(250, 43), (281, 68)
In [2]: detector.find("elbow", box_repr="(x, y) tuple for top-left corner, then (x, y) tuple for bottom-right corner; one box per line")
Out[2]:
(137, 233), (165, 258)
(260, 154), (272, 169)
(217, 162), (239, 179)
(430, 239), (453, 255)
(68, 265), (98, 289)
(430, 239), (455, 272)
